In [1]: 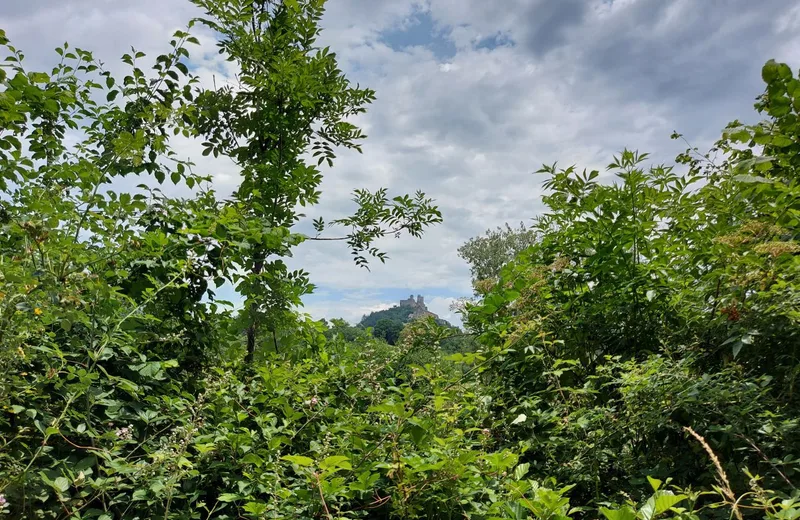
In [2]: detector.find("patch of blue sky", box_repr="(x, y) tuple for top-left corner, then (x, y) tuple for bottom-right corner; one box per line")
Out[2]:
(474, 32), (515, 51)
(378, 10), (456, 61)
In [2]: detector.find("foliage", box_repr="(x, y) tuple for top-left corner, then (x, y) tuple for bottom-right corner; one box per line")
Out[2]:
(360, 304), (419, 329)
(372, 318), (404, 345)
(461, 59), (800, 510)
(458, 222), (539, 286)
(185, 0), (441, 363)
(322, 318), (371, 343)
(2, 1), (800, 517)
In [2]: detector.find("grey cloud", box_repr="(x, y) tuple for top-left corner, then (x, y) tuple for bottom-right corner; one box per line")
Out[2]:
(521, 0), (590, 56)
(583, 1), (773, 98)
(563, 0), (790, 144)
(0, 0), (206, 82)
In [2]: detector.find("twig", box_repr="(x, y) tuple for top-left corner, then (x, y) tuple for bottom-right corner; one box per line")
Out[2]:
(736, 434), (796, 490)
(58, 433), (103, 452)
(314, 472), (333, 520)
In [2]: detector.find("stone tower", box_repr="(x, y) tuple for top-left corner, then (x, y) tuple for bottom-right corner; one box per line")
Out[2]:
(395, 294), (434, 320)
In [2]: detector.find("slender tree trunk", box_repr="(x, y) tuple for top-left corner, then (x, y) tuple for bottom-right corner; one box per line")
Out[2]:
(244, 256), (264, 364)
(245, 321), (257, 364)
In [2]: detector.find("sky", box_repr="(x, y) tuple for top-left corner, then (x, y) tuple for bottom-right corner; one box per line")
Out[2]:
(2, 0), (799, 325)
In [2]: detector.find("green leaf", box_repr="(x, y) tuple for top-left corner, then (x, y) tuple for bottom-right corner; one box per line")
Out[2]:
(654, 493), (687, 515)
(733, 174), (771, 184)
(769, 135), (794, 147)
(732, 339), (744, 359)
(194, 443), (216, 454)
(638, 491), (687, 520)
(241, 453), (264, 467)
(729, 129), (752, 142)
(150, 480), (165, 494)
(320, 455), (351, 472)
(511, 413), (527, 425)
(281, 455), (314, 467)
(762, 60), (781, 83)
(53, 477), (70, 493)
(29, 72), (50, 83)
(217, 493), (240, 502)
(407, 424), (427, 445)
(646, 476), (662, 492)
(243, 502), (268, 514)
(600, 506), (637, 520)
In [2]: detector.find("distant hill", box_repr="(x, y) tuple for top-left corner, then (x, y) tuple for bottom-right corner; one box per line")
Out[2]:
(359, 304), (418, 328)
(359, 295), (451, 329)
(354, 294), (472, 351)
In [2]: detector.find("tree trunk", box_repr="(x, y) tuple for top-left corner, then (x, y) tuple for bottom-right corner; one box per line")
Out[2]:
(244, 256), (264, 364)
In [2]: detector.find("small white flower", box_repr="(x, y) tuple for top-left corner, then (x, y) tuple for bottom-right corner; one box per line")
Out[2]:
(115, 426), (133, 440)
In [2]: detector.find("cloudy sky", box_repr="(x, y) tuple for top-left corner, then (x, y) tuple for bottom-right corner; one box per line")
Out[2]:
(2, 0), (799, 325)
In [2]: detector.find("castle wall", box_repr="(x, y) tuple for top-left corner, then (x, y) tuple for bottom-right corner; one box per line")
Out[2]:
(400, 295), (428, 310)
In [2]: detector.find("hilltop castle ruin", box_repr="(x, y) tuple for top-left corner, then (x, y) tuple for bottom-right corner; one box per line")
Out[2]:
(400, 294), (425, 308)
(399, 294), (437, 321)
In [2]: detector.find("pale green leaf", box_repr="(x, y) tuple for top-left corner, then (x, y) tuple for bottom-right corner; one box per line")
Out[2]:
(320, 455), (351, 471)
(281, 454), (315, 467)
(514, 463), (530, 480)
(53, 477), (70, 493)
(600, 506), (637, 520)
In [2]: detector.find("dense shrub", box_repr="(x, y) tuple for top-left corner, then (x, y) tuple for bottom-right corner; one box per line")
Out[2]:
(462, 59), (800, 514)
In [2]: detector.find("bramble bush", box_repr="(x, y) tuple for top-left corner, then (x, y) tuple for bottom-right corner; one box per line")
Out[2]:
(2, 0), (800, 518)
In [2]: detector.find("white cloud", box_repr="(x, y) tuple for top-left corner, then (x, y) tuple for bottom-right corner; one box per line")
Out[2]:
(426, 296), (461, 326)
(302, 293), (394, 325)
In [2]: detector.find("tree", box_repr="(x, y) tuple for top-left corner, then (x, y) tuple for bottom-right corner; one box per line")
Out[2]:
(458, 222), (538, 285)
(187, 0), (442, 362)
(322, 318), (367, 342)
(373, 317), (403, 345)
